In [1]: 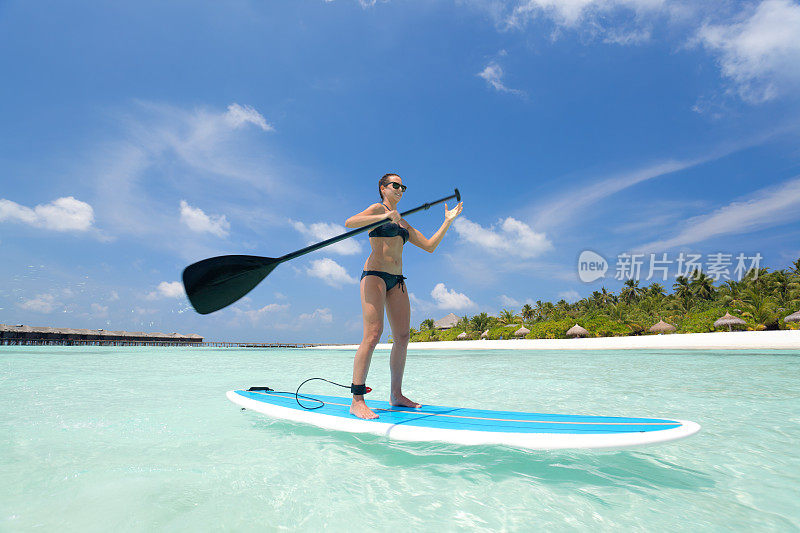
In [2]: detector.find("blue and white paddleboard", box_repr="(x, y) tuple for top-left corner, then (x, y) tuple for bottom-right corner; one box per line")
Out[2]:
(228, 390), (700, 450)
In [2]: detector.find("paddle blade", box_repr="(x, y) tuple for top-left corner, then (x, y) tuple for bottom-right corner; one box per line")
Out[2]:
(182, 255), (280, 315)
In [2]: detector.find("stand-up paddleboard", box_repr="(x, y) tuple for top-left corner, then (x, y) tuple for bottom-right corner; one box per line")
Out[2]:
(227, 390), (700, 450)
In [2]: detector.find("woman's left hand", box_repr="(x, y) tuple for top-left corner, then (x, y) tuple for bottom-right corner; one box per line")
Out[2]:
(444, 202), (463, 221)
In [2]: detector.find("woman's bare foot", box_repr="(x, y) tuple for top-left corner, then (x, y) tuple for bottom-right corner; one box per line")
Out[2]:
(350, 398), (379, 419)
(390, 392), (421, 408)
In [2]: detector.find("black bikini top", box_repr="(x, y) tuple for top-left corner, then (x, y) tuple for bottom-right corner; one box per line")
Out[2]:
(368, 203), (409, 244)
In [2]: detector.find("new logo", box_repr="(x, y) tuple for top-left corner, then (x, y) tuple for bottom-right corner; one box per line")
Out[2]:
(578, 250), (608, 283)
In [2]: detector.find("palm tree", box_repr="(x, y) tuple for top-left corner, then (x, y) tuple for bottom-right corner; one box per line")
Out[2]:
(599, 287), (617, 307)
(521, 304), (534, 323)
(719, 279), (744, 301)
(620, 279), (645, 304)
(457, 315), (471, 332)
(734, 287), (778, 328)
(498, 308), (517, 325)
(534, 300), (546, 321)
(604, 302), (628, 322)
(743, 267), (770, 290)
(646, 283), (666, 299)
(420, 318), (435, 331)
(769, 270), (800, 313)
(668, 295), (693, 315)
(790, 258), (800, 276)
(471, 312), (492, 332)
(672, 275), (693, 313)
(590, 290), (603, 309)
(689, 270), (716, 300)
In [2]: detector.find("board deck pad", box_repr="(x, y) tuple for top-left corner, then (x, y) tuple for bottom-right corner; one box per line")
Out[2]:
(228, 389), (700, 450)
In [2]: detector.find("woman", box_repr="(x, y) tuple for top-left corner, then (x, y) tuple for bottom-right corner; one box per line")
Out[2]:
(344, 173), (463, 419)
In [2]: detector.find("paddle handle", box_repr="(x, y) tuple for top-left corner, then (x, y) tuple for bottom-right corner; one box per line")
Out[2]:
(279, 189), (460, 263)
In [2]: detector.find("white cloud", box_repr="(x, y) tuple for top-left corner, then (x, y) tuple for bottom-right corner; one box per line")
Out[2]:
(505, 0), (666, 30)
(20, 293), (59, 313)
(224, 103), (274, 131)
(180, 200), (230, 237)
(306, 258), (358, 288)
(498, 295), (540, 310)
(326, 0), (381, 7)
(292, 220), (361, 255)
(470, 1), (800, 105)
(499, 294), (521, 307)
(299, 307), (334, 323)
(146, 281), (185, 300)
(0, 197), (94, 232)
(233, 303), (290, 324)
(89, 101), (286, 251)
(91, 303), (109, 316)
(478, 61), (526, 97)
(696, 0), (800, 103)
(532, 158), (706, 230)
(558, 290), (581, 302)
(453, 216), (552, 258)
(109, 291), (120, 301)
(409, 292), (434, 314)
(640, 176), (800, 251)
(431, 283), (476, 310)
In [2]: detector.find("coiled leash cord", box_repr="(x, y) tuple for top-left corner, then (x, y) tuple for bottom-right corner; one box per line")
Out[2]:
(247, 379), (372, 410)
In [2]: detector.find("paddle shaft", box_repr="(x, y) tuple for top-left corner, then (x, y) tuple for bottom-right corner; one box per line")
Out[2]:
(278, 189), (460, 263)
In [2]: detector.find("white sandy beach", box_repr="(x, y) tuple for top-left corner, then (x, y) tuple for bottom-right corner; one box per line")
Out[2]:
(317, 330), (800, 351)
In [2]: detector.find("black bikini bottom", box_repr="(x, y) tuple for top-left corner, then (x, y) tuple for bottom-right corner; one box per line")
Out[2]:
(361, 270), (407, 292)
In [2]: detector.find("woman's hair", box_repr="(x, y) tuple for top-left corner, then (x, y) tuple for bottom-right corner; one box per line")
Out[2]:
(378, 173), (401, 201)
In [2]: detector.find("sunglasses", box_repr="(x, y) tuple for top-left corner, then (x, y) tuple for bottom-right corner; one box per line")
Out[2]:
(386, 182), (407, 192)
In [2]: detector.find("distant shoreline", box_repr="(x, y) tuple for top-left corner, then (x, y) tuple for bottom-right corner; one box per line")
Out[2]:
(314, 330), (800, 351)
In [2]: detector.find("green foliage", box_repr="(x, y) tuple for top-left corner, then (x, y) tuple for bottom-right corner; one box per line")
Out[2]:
(411, 329), (437, 342)
(470, 312), (493, 333)
(408, 256), (800, 342)
(526, 318), (574, 339)
(419, 319), (435, 331)
(672, 307), (727, 333)
(439, 328), (470, 341)
(484, 326), (517, 340)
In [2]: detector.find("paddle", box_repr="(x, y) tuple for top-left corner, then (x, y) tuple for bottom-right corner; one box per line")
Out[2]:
(183, 188), (461, 315)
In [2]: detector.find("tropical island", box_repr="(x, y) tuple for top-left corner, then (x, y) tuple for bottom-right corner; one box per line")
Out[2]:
(409, 260), (800, 343)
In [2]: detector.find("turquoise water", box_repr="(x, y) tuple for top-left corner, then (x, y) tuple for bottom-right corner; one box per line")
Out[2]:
(1, 347), (799, 531)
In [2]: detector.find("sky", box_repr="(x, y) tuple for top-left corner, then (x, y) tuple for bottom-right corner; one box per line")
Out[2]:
(1, 0), (800, 342)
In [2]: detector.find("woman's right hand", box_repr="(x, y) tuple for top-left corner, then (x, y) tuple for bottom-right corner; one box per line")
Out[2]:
(385, 209), (401, 223)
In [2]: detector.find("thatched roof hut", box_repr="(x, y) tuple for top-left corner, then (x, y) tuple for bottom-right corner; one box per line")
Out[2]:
(566, 324), (589, 338)
(714, 312), (746, 331)
(433, 313), (460, 330)
(783, 310), (800, 323)
(514, 326), (530, 338)
(649, 320), (676, 334)
(456, 332), (468, 340)
(481, 330), (489, 339)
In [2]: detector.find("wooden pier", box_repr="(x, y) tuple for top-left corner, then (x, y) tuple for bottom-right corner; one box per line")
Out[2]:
(0, 324), (335, 348)
(0, 339), (326, 348)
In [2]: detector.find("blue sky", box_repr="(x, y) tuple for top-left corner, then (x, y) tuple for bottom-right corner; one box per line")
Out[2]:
(2, 0), (800, 342)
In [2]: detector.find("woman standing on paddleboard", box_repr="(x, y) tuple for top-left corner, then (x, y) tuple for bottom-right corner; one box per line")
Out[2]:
(345, 173), (463, 419)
